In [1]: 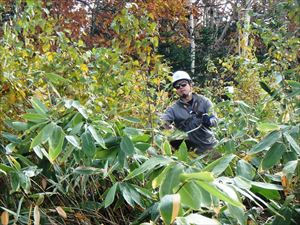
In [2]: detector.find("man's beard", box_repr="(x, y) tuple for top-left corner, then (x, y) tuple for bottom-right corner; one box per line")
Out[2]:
(181, 92), (191, 99)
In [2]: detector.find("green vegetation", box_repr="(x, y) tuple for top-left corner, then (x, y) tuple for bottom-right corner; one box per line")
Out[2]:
(0, 1), (299, 225)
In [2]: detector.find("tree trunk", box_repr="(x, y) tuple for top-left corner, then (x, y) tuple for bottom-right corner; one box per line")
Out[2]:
(189, 0), (196, 75)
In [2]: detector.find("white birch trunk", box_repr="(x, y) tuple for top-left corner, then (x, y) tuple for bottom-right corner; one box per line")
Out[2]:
(189, 0), (196, 75)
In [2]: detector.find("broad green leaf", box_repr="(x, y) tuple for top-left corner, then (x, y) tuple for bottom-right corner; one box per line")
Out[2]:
(71, 101), (88, 119)
(104, 182), (118, 208)
(49, 125), (65, 162)
(228, 205), (246, 225)
(31, 97), (48, 114)
(135, 143), (151, 152)
(126, 184), (144, 208)
(283, 133), (300, 155)
(1, 132), (20, 144)
(30, 122), (55, 149)
(175, 213), (220, 225)
(65, 135), (80, 149)
(178, 181), (212, 209)
(121, 116), (141, 123)
(10, 121), (28, 131)
(248, 131), (282, 155)
(162, 140), (172, 156)
(283, 160), (298, 176)
(88, 125), (106, 149)
(0, 164), (14, 174)
(81, 131), (96, 157)
(11, 171), (20, 192)
(73, 166), (102, 175)
(236, 159), (256, 180)
(45, 73), (71, 84)
(261, 142), (286, 170)
(159, 164), (184, 198)
(175, 142), (188, 162)
(119, 183), (135, 207)
(251, 181), (283, 190)
(251, 182), (282, 201)
(152, 164), (173, 189)
(125, 156), (173, 180)
(159, 194), (181, 225)
(23, 113), (48, 123)
(120, 136), (135, 155)
(196, 181), (243, 207)
(180, 171), (215, 182)
(202, 154), (236, 176)
(257, 122), (280, 133)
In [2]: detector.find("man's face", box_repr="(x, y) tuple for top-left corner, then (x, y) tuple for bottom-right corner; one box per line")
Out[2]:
(174, 80), (191, 97)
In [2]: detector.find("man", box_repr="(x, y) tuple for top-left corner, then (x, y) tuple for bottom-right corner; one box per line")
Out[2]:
(161, 70), (218, 154)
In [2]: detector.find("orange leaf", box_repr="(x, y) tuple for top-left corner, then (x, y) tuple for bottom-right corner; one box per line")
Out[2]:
(1, 211), (9, 225)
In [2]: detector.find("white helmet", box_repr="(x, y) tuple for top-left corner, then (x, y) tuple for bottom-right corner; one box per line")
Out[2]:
(172, 71), (192, 85)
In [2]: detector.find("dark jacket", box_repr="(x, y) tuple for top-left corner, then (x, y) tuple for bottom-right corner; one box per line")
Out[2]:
(161, 93), (218, 151)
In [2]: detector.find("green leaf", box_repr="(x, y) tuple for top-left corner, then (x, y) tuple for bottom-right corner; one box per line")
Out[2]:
(251, 181), (283, 190)
(45, 73), (71, 84)
(0, 164), (14, 174)
(283, 133), (300, 155)
(202, 154), (236, 176)
(261, 142), (286, 170)
(119, 183), (135, 207)
(120, 136), (135, 155)
(228, 205), (246, 225)
(175, 142), (188, 162)
(178, 181), (211, 209)
(162, 140), (172, 156)
(257, 122), (280, 133)
(180, 171), (215, 182)
(31, 97), (48, 114)
(236, 159), (256, 180)
(250, 181), (282, 201)
(152, 165), (173, 189)
(125, 156), (173, 180)
(159, 164), (184, 198)
(196, 181), (243, 207)
(88, 125), (106, 149)
(175, 214), (220, 225)
(65, 135), (80, 149)
(49, 125), (65, 162)
(81, 131), (96, 157)
(30, 122), (55, 149)
(248, 131), (282, 155)
(9, 121), (28, 131)
(23, 113), (48, 123)
(159, 194), (181, 225)
(73, 166), (102, 175)
(120, 116), (141, 123)
(104, 182), (118, 208)
(283, 160), (298, 176)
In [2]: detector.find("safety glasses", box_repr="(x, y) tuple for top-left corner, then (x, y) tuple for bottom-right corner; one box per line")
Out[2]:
(174, 83), (188, 89)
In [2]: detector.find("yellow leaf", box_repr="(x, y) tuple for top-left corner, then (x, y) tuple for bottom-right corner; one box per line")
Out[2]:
(46, 52), (54, 62)
(1, 211), (9, 225)
(8, 93), (16, 104)
(80, 64), (89, 73)
(56, 206), (67, 219)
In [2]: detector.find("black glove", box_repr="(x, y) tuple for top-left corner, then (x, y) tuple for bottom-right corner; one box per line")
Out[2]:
(202, 114), (212, 127)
